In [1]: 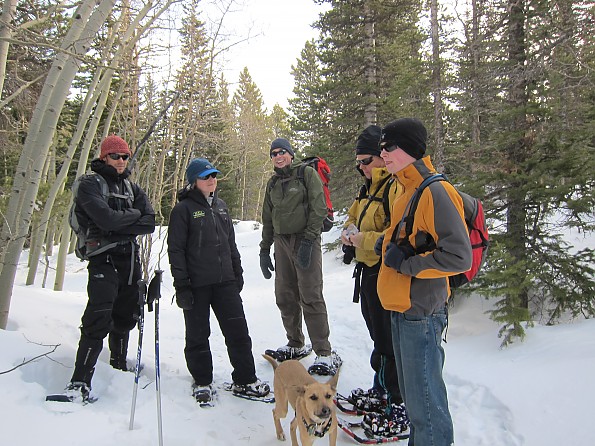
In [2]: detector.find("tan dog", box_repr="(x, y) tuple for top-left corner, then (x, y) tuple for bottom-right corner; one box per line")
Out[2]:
(263, 354), (338, 446)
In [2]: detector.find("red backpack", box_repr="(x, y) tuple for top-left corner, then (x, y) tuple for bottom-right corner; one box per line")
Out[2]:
(298, 157), (334, 232)
(397, 174), (489, 288)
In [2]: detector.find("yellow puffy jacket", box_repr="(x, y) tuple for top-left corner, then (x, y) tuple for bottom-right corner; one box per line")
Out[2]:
(377, 157), (472, 315)
(344, 167), (403, 267)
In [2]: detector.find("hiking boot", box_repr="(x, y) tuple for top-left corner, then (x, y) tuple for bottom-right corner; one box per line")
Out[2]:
(308, 351), (342, 376)
(265, 344), (312, 362)
(348, 387), (388, 413)
(231, 379), (270, 397)
(64, 381), (96, 404)
(361, 404), (409, 438)
(192, 383), (214, 404)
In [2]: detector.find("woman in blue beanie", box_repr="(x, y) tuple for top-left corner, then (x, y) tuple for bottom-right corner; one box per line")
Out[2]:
(167, 158), (269, 405)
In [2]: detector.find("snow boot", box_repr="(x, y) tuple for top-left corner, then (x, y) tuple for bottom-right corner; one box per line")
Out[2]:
(108, 329), (130, 371)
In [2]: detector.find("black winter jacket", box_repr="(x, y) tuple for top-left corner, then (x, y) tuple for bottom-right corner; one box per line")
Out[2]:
(75, 159), (155, 255)
(167, 187), (243, 288)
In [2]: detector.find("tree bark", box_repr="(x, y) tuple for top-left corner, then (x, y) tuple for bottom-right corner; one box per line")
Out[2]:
(0, 0), (116, 330)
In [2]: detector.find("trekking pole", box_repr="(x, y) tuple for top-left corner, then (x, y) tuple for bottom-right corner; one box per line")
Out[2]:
(147, 270), (164, 446)
(129, 278), (147, 430)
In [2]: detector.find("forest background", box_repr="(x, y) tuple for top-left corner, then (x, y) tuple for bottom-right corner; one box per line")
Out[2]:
(0, 0), (593, 346)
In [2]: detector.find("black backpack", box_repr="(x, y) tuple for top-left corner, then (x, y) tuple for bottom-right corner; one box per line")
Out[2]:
(69, 173), (134, 260)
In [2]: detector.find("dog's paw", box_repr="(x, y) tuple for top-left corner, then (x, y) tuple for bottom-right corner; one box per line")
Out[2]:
(276, 432), (286, 441)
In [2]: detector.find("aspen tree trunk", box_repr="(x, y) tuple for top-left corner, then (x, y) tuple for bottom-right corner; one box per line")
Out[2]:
(0, 0), (116, 330)
(53, 0), (169, 289)
(0, 0), (17, 101)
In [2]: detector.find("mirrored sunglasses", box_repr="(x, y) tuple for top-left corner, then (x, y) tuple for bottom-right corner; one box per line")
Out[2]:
(108, 153), (130, 161)
(356, 156), (375, 166)
(198, 172), (217, 180)
(271, 149), (288, 158)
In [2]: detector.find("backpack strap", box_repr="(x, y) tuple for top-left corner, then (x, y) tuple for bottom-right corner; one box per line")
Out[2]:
(382, 178), (395, 225)
(355, 174), (392, 230)
(391, 174), (447, 246)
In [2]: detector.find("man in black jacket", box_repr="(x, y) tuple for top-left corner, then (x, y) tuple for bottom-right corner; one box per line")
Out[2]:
(168, 158), (269, 405)
(66, 135), (156, 403)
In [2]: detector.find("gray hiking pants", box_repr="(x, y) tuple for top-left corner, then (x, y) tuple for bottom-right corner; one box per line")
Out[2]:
(273, 234), (331, 356)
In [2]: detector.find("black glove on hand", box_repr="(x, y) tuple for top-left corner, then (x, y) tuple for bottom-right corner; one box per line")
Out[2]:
(296, 238), (314, 270)
(259, 250), (275, 279)
(383, 242), (415, 272)
(374, 234), (385, 257)
(236, 274), (244, 292)
(174, 282), (193, 310)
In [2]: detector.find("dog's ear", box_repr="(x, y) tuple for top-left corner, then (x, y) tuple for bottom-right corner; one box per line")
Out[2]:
(293, 385), (306, 396)
(326, 370), (340, 391)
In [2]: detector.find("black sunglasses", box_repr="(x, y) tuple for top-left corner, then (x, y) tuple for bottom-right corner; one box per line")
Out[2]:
(108, 153), (130, 161)
(356, 156), (375, 166)
(380, 142), (399, 152)
(198, 172), (217, 180)
(271, 149), (288, 158)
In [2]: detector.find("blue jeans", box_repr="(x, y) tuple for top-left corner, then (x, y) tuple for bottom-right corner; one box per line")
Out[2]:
(391, 307), (453, 446)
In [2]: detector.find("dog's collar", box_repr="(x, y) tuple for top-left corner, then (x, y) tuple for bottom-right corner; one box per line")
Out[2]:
(302, 415), (333, 438)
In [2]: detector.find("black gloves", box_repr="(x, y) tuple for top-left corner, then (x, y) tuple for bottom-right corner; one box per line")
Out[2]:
(259, 250), (275, 279)
(296, 238), (314, 269)
(383, 242), (415, 273)
(173, 279), (193, 310)
(236, 274), (244, 292)
(342, 244), (355, 264)
(374, 234), (385, 257)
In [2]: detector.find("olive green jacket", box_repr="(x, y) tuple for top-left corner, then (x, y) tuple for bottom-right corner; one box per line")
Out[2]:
(260, 161), (327, 251)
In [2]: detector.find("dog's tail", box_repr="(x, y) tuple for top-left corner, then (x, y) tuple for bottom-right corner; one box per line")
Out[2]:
(262, 353), (279, 370)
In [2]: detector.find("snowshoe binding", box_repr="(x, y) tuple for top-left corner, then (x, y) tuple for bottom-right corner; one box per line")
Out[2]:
(264, 344), (312, 362)
(192, 383), (215, 408)
(307, 351), (342, 376)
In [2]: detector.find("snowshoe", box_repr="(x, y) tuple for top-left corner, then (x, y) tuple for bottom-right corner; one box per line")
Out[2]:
(347, 387), (388, 413)
(307, 351), (342, 376)
(361, 406), (409, 438)
(222, 381), (275, 403)
(192, 383), (215, 408)
(264, 344), (312, 362)
(46, 381), (97, 405)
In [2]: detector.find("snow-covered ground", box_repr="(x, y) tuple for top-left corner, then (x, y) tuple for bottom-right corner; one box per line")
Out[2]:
(1, 221), (594, 445)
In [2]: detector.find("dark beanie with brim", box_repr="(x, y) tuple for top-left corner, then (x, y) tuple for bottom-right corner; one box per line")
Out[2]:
(270, 138), (295, 157)
(355, 125), (382, 156)
(380, 118), (427, 160)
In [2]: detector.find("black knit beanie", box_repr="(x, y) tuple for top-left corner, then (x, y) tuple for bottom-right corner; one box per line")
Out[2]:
(380, 118), (427, 159)
(355, 125), (382, 156)
(270, 138), (295, 158)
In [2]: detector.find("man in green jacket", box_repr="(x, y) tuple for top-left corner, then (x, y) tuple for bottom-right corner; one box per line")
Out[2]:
(259, 137), (341, 376)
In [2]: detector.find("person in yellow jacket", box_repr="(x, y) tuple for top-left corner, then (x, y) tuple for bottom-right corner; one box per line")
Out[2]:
(377, 118), (472, 446)
(340, 125), (407, 429)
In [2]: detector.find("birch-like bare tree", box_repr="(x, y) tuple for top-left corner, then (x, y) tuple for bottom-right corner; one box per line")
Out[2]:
(0, 0), (116, 329)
